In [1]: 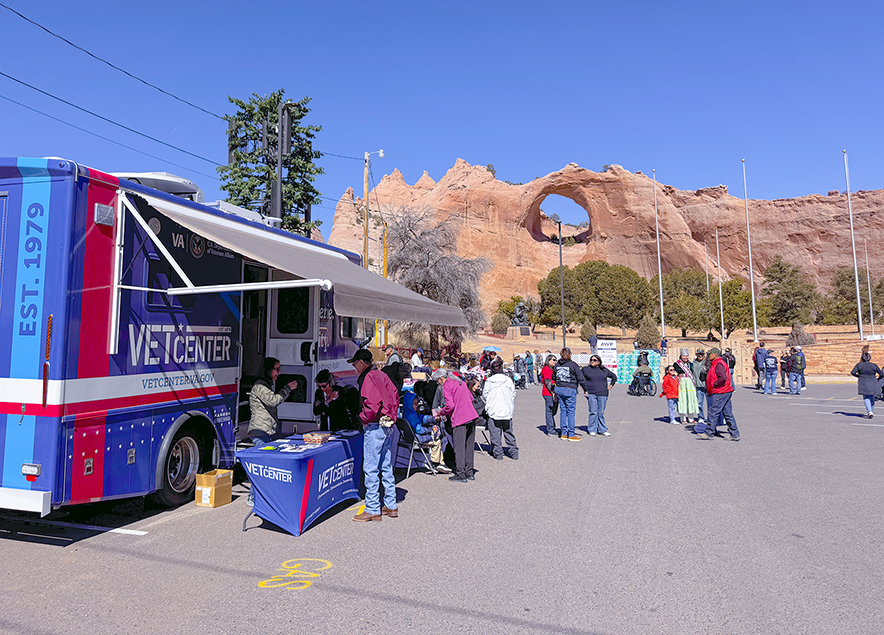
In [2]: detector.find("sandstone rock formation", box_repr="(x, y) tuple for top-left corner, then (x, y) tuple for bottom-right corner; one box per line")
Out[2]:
(328, 159), (883, 311)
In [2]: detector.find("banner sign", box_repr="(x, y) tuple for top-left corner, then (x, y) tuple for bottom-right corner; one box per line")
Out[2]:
(238, 433), (364, 536)
(596, 339), (618, 371)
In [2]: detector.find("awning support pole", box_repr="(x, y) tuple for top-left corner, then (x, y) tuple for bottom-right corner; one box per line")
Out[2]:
(121, 195), (195, 288)
(108, 191), (127, 355)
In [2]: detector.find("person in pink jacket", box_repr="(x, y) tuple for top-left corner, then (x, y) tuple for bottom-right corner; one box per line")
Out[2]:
(432, 368), (479, 483)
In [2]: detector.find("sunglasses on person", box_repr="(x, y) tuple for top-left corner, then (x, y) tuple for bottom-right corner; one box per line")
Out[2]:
(316, 382), (330, 389)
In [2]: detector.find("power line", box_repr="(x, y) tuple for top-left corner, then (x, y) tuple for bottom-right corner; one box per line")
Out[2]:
(0, 92), (220, 180)
(0, 5), (368, 167)
(0, 70), (221, 166)
(368, 163), (383, 212)
(0, 1), (224, 120)
(322, 151), (362, 160)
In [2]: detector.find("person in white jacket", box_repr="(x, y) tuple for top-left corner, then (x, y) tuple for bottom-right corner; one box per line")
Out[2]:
(484, 357), (518, 460)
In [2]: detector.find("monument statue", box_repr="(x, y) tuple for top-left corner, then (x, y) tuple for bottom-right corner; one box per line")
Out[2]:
(511, 302), (529, 326)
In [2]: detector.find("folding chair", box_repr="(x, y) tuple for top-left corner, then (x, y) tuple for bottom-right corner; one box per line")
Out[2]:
(473, 417), (492, 454)
(394, 417), (438, 478)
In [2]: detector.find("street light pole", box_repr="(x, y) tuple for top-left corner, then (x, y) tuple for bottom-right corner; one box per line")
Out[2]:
(716, 228), (725, 344)
(865, 237), (875, 338)
(273, 100), (294, 222)
(843, 150), (864, 340)
(361, 149), (385, 269)
(558, 220), (566, 348)
(653, 169), (665, 338)
(742, 159), (758, 342)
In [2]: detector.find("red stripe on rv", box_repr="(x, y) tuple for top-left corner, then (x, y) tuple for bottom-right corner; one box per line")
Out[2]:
(0, 384), (237, 418)
(70, 415), (106, 503)
(77, 170), (118, 379)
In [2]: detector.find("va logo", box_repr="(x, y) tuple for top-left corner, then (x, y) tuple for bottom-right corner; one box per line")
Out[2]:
(190, 234), (205, 259)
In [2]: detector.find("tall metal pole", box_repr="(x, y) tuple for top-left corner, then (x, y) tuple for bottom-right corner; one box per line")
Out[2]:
(383, 221), (389, 346)
(742, 159), (758, 342)
(704, 242), (710, 293)
(865, 237), (875, 337)
(843, 150), (864, 339)
(716, 228), (725, 344)
(653, 170), (665, 338)
(558, 220), (566, 347)
(362, 152), (370, 268)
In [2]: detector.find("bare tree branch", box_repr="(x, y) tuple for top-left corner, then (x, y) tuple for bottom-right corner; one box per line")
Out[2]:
(384, 206), (490, 346)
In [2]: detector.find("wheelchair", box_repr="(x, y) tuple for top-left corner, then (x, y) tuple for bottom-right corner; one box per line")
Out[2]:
(627, 373), (657, 397)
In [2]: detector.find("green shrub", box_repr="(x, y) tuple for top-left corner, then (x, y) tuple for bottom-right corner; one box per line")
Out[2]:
(491, 312), (510, 335)
(580, 320), (597, 341)
(635, 314), (660, 348)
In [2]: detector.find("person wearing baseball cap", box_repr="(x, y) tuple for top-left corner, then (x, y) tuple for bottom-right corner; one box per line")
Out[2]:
(694, 348), (740, 441)
(383, 344), (403, 366)
(349, 348), (400, 521)
(690, 349), (708, 424)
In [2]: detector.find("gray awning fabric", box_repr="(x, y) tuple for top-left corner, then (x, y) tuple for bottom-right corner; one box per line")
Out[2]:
(131, 192), (467, 327)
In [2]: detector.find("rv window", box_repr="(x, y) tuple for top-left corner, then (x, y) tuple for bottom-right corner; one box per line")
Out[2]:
(147, 255), (194, 311)
(339, 317), (375, 340)
(277, 373), (307, 403)
(276, 287), (310, 334)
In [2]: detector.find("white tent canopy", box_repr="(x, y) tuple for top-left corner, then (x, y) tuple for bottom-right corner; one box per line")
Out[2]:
(129, 191), (468, 327)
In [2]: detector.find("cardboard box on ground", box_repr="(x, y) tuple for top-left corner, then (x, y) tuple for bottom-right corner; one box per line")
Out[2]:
(195, 469), (233, 508)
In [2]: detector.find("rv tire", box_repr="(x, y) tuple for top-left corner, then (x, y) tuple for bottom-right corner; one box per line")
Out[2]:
(154, 427), (207, 507)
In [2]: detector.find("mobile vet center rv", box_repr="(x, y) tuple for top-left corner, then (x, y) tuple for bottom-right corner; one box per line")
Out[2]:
(0, 157), (465, 515)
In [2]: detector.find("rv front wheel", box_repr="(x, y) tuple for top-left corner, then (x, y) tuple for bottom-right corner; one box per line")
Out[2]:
(155, 428), (203, 506)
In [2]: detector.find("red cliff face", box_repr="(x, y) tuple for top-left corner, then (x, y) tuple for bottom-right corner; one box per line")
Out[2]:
(328, 159), (881, 311)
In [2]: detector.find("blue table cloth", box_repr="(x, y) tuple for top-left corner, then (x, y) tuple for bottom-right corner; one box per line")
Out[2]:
(237, 432), (364, 536)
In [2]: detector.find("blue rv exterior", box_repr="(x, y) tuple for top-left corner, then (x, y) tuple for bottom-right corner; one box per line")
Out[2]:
(0, 158), (371, 514)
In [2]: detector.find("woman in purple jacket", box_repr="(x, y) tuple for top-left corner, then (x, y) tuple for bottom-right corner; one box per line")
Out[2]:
(432, 368), (479, 483)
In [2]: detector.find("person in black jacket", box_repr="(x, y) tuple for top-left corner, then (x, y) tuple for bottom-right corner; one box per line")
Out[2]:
(580, 355), (617, 436)
(851, 353), (884, 418)
(313, 369), (360, 431)
(554, 348), (584, 441)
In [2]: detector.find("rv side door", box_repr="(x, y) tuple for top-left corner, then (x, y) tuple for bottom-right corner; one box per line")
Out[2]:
(267, 272), (318, 431)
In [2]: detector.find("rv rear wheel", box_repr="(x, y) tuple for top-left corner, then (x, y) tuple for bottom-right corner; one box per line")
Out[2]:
(155, 428), (204, 507)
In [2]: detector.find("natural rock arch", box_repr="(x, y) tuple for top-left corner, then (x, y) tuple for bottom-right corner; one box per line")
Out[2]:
(525, 190), (594, 243)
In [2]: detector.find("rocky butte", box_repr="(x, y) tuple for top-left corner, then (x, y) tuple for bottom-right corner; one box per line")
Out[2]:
(328, 159), (883, 311)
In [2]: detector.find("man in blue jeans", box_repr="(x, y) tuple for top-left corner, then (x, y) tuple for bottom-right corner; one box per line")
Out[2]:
(787, 347), (804, 395)
(695, 348), (740, 441)
(690, 349), (708, 423)
(349, 349), (400, 522)
(553, 348), (583, 441)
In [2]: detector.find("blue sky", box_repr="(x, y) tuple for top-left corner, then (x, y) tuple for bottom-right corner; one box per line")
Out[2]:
(2, 0), (882, 230)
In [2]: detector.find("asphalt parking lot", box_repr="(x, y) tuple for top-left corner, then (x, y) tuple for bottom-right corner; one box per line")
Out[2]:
(2, 381), (882, 635)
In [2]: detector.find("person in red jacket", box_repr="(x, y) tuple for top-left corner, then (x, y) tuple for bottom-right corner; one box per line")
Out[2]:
(659, 365), (680, 424)
(694, 348), (740, 441)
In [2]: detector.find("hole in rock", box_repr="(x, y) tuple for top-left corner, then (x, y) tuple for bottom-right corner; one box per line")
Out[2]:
(537, 194), (591, 243)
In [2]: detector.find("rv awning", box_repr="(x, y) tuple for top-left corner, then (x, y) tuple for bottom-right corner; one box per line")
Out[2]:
(129, 191), (468, 327)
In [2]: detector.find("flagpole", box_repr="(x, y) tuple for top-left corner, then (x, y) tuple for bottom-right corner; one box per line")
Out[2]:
(742, 159), (758, 342)
(843, 150), (864, 340)
(865, 237), (875, 337)
(716, 228), (725, 344)
(654, 170), (665, 338)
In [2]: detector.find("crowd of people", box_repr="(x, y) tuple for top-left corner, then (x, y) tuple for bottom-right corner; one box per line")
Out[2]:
(245, 338), (884, 521)
(750, 342), (806, 395)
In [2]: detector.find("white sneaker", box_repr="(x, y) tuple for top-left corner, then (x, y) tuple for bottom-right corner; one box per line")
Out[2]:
(601, 432), (611, 436)
(589, 432), (597, 436)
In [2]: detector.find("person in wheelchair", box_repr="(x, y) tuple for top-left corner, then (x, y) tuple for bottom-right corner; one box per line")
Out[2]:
(628, 359), (655, 396)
